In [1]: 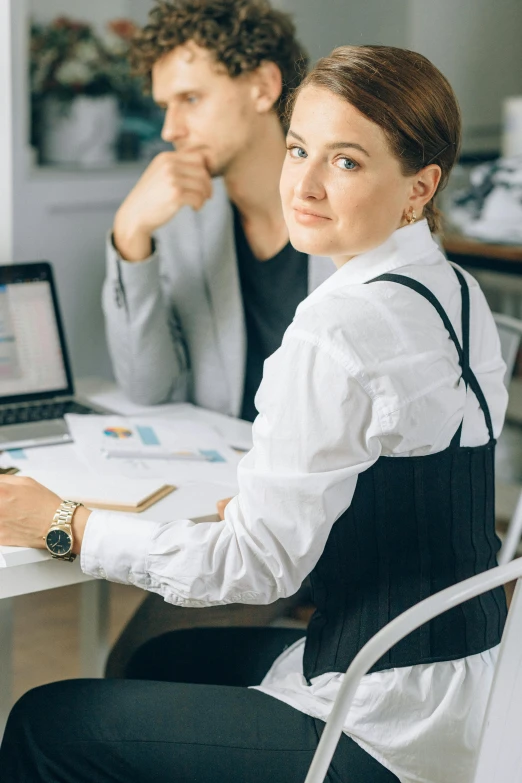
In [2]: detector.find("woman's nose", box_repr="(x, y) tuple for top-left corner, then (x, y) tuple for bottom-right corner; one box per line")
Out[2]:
(294, 166), (326, 201)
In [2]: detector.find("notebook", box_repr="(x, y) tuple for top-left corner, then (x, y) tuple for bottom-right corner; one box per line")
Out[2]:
(19, 470), (176, 513)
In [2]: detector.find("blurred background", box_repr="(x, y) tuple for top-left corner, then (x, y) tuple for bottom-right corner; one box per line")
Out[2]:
(1, 0), (522, 378)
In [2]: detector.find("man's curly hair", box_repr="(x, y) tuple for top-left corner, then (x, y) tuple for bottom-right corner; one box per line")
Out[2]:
(131, 0), (308, 123)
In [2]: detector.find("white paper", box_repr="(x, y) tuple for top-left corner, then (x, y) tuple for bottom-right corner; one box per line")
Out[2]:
(64, 414), (242, 485)
(0, 550), (6, 568)
(0, 443), (85, 472)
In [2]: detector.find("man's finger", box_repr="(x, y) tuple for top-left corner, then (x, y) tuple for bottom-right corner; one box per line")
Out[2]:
(173, 148), (210, 168)
(175, 168), (213, 199)
(181, 185), (211, 212)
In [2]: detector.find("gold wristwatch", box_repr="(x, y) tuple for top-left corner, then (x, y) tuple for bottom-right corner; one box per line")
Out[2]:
(44, 500), (83, 562)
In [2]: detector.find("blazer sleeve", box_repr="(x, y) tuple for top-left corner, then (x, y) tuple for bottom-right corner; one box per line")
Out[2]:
(102, 233), (190, 406)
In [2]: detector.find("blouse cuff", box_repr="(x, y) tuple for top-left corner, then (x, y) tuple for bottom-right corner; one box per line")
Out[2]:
(80, 509), (160, 588)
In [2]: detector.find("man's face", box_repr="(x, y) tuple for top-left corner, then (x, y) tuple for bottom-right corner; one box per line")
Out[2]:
(152, 41), (266, 176)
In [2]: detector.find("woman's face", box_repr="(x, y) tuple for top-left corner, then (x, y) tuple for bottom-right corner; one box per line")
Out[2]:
(280, 85), (429, 266)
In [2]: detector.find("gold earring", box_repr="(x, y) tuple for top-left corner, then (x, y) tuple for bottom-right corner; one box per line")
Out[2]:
(405, 209), (417, 225)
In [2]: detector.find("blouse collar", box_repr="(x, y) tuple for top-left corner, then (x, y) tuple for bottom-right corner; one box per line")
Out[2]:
(298, 219), (441, 316)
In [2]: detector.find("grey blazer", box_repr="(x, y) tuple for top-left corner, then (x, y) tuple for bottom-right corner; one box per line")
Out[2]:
(103, 177), (335, 417)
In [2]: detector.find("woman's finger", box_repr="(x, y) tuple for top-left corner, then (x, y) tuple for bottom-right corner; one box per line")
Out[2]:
(216, 497), (233, 521)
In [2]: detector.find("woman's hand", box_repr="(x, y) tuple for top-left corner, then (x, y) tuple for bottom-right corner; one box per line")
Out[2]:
(216, 497), (233, 521)
(0, 475), (62, 549)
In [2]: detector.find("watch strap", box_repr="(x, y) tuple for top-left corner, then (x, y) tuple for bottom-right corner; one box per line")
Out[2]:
(52, 499), (83, 527)
(50, 550), (76, 562)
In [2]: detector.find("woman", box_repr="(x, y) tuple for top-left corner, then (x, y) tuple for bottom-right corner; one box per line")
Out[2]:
(0, 46), (508, 783)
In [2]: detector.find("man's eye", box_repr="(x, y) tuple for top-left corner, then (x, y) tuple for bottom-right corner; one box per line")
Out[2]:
(335, 157), (358, 171)
(288, 146), (307, 159)
(186, 95), (199, 104)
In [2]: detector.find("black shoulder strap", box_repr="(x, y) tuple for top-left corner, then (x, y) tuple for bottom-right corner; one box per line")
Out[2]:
(452, 267), (495, 442)
(365, 271), (494, 443)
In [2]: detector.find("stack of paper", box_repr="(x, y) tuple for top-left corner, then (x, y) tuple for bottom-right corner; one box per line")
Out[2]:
(76, 383), (254, 452)
(0, 416), (242, 520)
(64, 415), (242, 486)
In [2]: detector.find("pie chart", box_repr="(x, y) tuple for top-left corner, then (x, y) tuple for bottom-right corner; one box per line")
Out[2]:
(103, 427), (133, 439)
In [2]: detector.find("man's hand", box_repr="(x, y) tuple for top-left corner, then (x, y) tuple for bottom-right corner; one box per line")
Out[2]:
(216, 497), (233, 521)
(113, 150), (213, 261)
(0, 476), (91, 554)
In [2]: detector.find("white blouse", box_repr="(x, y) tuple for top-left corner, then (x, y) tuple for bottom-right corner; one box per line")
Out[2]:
(82, 220), (508, 783)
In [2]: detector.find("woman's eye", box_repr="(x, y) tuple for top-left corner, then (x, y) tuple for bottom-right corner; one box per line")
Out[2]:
(335, 157), (358, 171)
(288, 146), (307, 159)
(186, 95), (199, 104)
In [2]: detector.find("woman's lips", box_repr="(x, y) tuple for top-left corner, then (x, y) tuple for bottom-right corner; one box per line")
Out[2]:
(292, 207), (331, 225)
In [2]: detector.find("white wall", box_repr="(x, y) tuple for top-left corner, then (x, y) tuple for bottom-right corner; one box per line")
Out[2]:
(127, 0), (155, 26)
(280, 0), (522, 153)
(276, 0), (409, 62)
(31, 0), (129, 28)
(12, 171), (144, 381)
(410, 0), (522, 153)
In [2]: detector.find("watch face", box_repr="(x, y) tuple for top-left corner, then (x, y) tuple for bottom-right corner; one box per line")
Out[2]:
(46, 528), (72, 556)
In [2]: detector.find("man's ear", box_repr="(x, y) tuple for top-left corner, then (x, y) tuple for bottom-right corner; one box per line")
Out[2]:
(250, 61), (283, 114)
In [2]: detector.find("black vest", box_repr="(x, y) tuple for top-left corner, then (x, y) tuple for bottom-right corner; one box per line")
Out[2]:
(303, 268), (507, 681)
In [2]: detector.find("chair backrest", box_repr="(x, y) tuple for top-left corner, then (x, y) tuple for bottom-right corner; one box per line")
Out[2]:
(493, 312), (522, 385)
(493, 312), (522, 564)
(497, 492), (522, 565)
(473, 578), (522, 781)
(304, 558), (522, 783)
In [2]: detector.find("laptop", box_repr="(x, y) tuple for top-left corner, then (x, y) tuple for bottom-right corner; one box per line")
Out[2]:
(0, 261), (103, 450)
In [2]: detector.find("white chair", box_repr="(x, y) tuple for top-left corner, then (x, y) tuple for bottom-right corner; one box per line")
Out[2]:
(498, 491), (522, 566)
(304, 558), (522, 783)
(493, 312), (522, 564)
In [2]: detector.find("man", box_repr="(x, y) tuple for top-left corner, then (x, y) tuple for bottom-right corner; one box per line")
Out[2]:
(103, 0), (332, 674)
(105, 0), (333, 423)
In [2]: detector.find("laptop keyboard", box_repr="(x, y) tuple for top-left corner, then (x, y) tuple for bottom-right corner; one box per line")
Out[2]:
(0, 401), (94, 427)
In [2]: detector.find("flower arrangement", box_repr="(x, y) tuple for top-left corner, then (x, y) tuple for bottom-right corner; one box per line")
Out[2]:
(30, 16), (141, 103)
(30, 16), (165, 165)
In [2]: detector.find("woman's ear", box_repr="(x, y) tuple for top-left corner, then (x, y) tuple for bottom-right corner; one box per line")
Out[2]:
(250, 61), (283, 114)
(408, 164), (442, 212)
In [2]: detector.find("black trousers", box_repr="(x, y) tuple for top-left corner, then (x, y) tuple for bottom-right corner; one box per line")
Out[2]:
(0, 627), (399, 783)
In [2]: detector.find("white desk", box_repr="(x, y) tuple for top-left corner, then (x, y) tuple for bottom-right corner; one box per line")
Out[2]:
(0, 380), (253, 732)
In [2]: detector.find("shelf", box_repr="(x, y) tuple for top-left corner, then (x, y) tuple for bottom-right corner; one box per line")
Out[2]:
(28, 161), (147, 183)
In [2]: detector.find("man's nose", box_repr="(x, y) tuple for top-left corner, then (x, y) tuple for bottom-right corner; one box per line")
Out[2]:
(161, 108), (188, 144)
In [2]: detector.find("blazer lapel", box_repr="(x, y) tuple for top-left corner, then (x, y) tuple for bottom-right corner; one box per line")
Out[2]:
(199, 179), (246, 417)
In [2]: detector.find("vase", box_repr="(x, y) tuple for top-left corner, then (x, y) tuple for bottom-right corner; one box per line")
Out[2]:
(40, 95), (120, 167)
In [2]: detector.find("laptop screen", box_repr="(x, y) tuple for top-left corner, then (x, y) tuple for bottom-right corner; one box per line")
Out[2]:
(0, 262), (73, 403)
